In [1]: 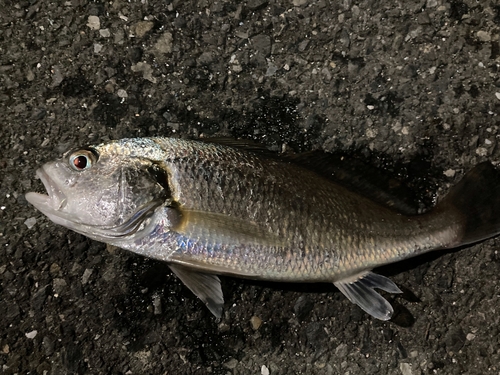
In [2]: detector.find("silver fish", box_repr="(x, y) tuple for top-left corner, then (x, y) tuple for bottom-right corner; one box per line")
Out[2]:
(25, 137), (500, 320)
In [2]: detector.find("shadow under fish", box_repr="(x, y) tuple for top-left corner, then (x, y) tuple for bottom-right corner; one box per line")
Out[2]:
(25, 137), (500, 321)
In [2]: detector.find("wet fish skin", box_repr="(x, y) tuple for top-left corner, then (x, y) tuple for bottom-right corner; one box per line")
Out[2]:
(25, 137), (500, 320)
(117, 138), (459, 277)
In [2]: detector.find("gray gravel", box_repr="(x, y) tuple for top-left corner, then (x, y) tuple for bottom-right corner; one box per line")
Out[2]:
(2, 0), (500, 374)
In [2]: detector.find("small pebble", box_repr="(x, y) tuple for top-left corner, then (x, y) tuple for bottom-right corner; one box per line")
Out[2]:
(366, 128), (377, 138)
(24, 217), (37, 229)
(250, 316), (262, 330)
(153, 295), (162, 315)
(476, 30), (491, 42)
(400, 362), (412, 375)
(224, 358), (238, 369)
(53, 278), (67, 295)
(153, 32), (173, 54)
(81, 269), (93, 285)
(261, 365), (270, 375)
(131, 62), (157, 83)
(443, 169), (456, 178)
(476, 147), (488, 157)
(25, 330), (38, 339)
(409, 350), (419, 358)
(50, 263), (61, 274)
(117, 89), (128, 98)
(133, 21), (154, 37)
(87, 15), (100, 30)
(94, 43), (103, 53)
(265, 62), (278, 76)
(99, 29), (111, 38)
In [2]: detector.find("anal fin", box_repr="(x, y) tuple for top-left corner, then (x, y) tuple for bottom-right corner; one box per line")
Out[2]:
(334, 271), (402, 321)
(169, 264), (224, 318)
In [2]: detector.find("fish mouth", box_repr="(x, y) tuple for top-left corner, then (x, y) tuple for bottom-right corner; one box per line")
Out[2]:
(25, 166), (67, 213)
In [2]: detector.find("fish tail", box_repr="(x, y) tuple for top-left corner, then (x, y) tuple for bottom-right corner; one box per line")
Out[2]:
(334, 162), (500, 321)
(439, 162), (500, 246)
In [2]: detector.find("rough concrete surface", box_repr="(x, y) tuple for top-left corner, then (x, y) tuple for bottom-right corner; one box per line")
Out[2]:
(2, 0), (500, 374)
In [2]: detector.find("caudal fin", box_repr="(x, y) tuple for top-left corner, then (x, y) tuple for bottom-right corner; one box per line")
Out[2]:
(439, 162), (500, 246)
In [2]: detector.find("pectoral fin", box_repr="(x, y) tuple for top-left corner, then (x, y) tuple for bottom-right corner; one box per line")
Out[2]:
(169, 264), (224, 318)
(175, 209), (284, 247)
(334, 271), (402, 321)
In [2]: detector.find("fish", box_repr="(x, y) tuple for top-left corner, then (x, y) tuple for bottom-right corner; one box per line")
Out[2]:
(25, 137), (500, 320)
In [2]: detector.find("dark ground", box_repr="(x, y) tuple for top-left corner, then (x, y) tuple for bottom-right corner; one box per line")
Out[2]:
(2, 0), (500, 374)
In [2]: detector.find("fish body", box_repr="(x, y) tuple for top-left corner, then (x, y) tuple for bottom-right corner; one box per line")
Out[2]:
(25, 137), (500, 320)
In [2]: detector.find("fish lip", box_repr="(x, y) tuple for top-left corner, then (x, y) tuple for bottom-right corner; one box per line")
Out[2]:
(26, 165), (67, 211)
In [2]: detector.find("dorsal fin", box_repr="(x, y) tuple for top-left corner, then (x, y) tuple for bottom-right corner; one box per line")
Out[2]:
(201, 137), (280, 157)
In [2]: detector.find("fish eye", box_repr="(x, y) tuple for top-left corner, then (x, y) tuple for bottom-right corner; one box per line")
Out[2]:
(69, 149), (98, 171)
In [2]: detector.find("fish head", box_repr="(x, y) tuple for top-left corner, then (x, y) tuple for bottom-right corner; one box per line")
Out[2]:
(25, 144), (169, 241)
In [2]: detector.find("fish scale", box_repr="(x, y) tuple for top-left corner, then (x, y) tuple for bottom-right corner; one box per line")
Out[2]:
(119, 139), (456, 278)
(25, 137), (500, 320)
(133, 145), (454, 281)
